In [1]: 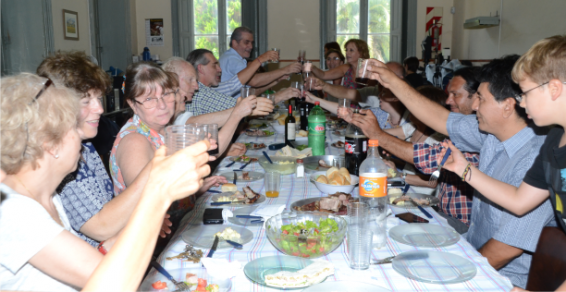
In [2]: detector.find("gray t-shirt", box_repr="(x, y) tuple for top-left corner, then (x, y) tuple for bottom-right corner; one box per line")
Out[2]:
(0, 184), (78, 292)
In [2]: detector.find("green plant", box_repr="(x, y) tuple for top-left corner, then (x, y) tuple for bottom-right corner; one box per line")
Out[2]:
(193, 0), (241, 58)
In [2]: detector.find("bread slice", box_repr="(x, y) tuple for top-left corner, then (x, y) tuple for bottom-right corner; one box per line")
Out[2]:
(329, 173), (345, 185)
(339, 167), (351, 184)
(326, 167), (339, 178)
(316, 175), (329, 184)
(221, 183), (237, 192)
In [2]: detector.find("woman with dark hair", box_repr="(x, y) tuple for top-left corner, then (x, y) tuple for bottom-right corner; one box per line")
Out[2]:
(311, 39), (371, 89)
(109, 62), (226, 250)
(324, 49), (345, 85)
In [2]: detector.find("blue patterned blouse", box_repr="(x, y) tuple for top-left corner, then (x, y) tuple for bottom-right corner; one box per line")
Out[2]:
(58, 143), (114, 247)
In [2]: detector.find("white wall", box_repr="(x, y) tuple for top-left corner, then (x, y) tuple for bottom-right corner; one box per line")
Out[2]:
(415, 0), (454, 59)
(133, 0), (173, 60)
(451, 0), (566, 60)
(267, 0), (320, 61)
(51, 0), (91, 55)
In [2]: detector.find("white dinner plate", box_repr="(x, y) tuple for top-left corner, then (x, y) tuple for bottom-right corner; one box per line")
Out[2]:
(210, 192), (266, 207)
(218, 171), (264, 183)
(139, 267), (232, 291)
(392, 251), (477, 284)
(227, 206), (265, 226)
(302, 281), (391, 292)
(389, 223), (460, 248)
(181, 225), (254, 249)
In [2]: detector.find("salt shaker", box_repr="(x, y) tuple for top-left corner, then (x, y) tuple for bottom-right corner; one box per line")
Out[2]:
(296, 159), (304, 178)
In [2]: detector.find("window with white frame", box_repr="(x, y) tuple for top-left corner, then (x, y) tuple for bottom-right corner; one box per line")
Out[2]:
(178, 0), (241, 59)
(336, 0), (391, 62)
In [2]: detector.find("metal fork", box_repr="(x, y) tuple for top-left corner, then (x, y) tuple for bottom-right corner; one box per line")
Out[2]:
(150, 260), (190, 291)
(371, 255), (396, 265)
(428, 147), (453, 185)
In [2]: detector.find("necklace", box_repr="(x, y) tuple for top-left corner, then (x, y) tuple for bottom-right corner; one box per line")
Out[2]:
(13, 175), (64, 226)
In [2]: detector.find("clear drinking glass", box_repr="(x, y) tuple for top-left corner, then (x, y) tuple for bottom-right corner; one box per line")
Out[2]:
(356, 58), (370, 86)
(241, 86), (255, 98)
(347, 227), (373, 270)
(333, 157), (345, 168)
(270, 48), (280, 63)
(337, 99), (351, 119)
(206, 124), (219, 156)
(264, 172), (281, 198)
(347, 202), (369, 228)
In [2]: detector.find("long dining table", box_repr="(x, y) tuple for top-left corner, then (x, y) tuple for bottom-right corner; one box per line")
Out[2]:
(140, 125), (514, 292)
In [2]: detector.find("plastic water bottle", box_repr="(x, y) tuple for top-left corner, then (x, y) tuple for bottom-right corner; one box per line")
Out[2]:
(308, 101), (326, 156)
(359, 139), (388, 249)
(142, 47), (151, 61)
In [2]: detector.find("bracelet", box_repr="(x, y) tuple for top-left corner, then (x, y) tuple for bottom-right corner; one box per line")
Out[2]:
(97, 241), (107, 255)
(256, 58), (262, 65)
(461, 163), (472, 181)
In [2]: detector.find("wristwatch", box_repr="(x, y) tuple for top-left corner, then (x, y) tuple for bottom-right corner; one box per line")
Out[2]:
(402, 172), (407, 182)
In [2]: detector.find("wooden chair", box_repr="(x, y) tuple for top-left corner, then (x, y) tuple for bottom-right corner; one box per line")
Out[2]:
(526, 227), (566, 291)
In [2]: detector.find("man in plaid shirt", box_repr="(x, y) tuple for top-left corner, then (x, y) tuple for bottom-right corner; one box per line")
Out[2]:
(351, 66), (481, 233)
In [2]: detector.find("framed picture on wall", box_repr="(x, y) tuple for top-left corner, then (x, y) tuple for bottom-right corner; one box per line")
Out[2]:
(63, 9), (79, 40)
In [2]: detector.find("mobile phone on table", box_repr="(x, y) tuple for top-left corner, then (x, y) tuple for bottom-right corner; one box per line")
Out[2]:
(203, 208), (224, 224)
(396, 212), (429, 223)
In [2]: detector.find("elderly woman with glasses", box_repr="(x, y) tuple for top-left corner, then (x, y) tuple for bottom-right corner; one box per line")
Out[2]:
(109, 62), (226, 250)
(0, 73), (211, 291)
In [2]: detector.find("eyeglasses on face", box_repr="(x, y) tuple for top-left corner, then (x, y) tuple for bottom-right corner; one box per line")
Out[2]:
(134, 89), (178, 109)
(326, 57), (341, 61)
(515, 82), (549, 102)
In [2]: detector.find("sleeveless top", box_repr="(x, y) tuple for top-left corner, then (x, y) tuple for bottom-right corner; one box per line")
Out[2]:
(109, 115), (194, 218)
(342, 67), (358, 90)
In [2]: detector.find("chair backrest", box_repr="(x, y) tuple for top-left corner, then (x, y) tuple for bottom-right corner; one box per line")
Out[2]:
(526, 226), (566, 291)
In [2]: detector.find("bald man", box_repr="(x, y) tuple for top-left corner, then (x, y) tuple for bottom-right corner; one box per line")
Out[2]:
(304, 62), (409, 130)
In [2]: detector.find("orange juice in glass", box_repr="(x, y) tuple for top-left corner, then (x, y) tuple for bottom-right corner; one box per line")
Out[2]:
(265, 172), (281, 198)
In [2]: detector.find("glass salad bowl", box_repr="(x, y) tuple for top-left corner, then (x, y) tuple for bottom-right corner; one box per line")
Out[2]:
(265, 211), (347, 259)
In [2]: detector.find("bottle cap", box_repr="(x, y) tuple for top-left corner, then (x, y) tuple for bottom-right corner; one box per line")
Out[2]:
(296, 159), (304, 163)
(315, 101), (320, 105)
(368, 139), (379, 147)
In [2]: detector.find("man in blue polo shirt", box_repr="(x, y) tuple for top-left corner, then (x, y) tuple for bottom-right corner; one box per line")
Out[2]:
(219, 26), (302, 96)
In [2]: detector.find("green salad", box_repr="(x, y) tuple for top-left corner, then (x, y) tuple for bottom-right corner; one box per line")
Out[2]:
(276, 218), (339, 258)
(263, 130), (274, 135)
(295, 144), (308, 151)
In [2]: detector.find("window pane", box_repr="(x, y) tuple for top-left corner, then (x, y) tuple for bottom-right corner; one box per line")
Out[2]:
(368, 0), (390, 33)
(336, 34), (359, 54)
(227, 35), (231, 50)
(194, 0), (218, 34)
(195, 36), (220, 59)
(226, 0), (241, 34)
(336, 0), (359, 34)
(368, 34), (389, 62)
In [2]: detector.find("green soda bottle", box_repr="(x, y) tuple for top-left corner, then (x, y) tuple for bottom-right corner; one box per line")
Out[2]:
(308, 101), (326, 155)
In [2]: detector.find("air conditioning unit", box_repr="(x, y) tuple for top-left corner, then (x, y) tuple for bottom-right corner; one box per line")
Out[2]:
(463, 16), (500, 29)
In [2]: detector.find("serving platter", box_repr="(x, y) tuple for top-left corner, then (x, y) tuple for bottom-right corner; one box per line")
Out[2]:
(181, 225), (253, 249)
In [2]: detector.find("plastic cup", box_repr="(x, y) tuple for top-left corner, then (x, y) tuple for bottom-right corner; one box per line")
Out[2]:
(347, 227), (373, 270)
(206, 124), (219, 156)
(165, 125), (207, 155)
(333, 157), (345, 168)
(264, 172), (281, 198)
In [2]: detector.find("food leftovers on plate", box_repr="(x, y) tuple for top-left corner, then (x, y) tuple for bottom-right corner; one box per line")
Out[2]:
(297, 130), (308, 137)
(333, 130), (345, 136)
(214, 227), (241, 242)
(293, 192), (358, 215)
(184, 276), (219, 292)
(275, 145), (312, 159)
(388, 167), (398, 178)
(217, 186), (262, 204)
(274, 113), (300, 125)
(390, 195), (431, 206)
(275, 218), (340, 258)
(314, 167), (352, 186)
(245, 142), (266, 150)
(245, 129), (274, 136)
(264, 260), (335, 288)
(166, 245), (204, 263)
(233, 155), (258, 162)
(249, 123), (268, 129)
(331, 141), (345, 148)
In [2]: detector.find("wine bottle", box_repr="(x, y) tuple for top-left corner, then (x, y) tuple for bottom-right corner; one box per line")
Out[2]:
(285, 105), (296, 146)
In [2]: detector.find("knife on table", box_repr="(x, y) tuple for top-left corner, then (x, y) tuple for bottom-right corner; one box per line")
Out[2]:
(239, 160), (252, 170)
(226, 160), (236, 168)
(236, 215), (263, 219)
(207, 236), (220, 258)
(233, 172), (237, 185)
(409, 197), (433, 219)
